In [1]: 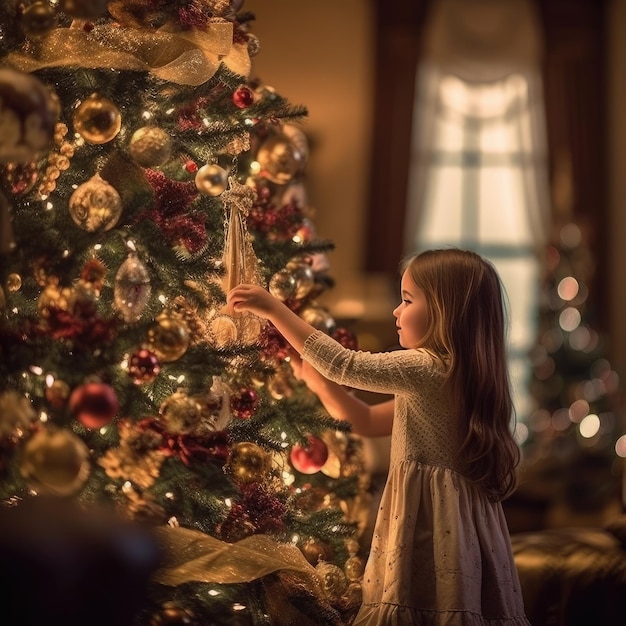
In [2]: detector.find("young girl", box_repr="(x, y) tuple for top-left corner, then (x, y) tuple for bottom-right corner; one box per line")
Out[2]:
(228, 248), (530, 625)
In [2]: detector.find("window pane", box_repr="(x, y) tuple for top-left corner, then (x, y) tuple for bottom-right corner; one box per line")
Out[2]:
(479, 121), (518, 153)
(415, 167), (464, 243)
(489, 257), (540, 351)
(478, 167), (536, 244)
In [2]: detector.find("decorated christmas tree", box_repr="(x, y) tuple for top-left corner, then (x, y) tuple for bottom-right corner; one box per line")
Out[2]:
(522, 153), (624, 523)
(0, 2), (367, 624)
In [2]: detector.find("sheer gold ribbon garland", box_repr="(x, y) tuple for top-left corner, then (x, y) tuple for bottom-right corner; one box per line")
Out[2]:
(3, 17), (250, 85)
(151, 525), (322, 592)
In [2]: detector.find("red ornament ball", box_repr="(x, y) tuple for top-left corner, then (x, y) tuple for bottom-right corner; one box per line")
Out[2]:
(128, 349), (161, 384)
(230, 388), (259, 419)
(184, 160), (198, 173)
(290, 434), (329, 474)
(69, 382), (119, 429)
(331, 327), (358, 350)
(232, 85), (254, 109)
(0, 161), (39, 195)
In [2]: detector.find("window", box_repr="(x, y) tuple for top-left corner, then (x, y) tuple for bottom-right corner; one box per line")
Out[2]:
(405, 65), (550, 427)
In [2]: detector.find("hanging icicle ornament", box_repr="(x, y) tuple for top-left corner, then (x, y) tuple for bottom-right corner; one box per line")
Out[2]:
(209, 177), (265, 348)
(114, 246), (151, 322)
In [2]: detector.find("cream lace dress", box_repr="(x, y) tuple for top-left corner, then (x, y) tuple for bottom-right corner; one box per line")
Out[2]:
(302, 331), (530, 626)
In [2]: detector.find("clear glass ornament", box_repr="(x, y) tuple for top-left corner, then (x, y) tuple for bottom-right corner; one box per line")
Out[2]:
(114, 253), (151, 322)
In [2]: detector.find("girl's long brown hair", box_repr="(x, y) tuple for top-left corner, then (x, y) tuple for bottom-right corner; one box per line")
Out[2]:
(404, 249), (520, 501)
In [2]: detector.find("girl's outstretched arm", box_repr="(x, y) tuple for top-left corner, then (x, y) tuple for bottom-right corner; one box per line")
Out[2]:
(290, 354), (394, 437)
(228, 284), (394, 437)
(228, 284), (315, 353)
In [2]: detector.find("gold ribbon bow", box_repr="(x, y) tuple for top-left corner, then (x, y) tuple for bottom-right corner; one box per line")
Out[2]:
(3, 19), (250, 85)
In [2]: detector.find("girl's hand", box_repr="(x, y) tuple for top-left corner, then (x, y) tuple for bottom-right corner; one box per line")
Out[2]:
(229, 283), (314, 354)
(227, 284), (279, 319)
(289, 352), (329, 395)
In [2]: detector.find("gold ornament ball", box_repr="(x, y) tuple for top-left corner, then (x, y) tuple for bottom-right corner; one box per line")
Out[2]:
(159, 390), (203, 435)
(20, 1), (59, 40)
(37, 283), (72, 317)
(73, 94), (122, 145)
(282, 124), (310, 167)
(345, 537), (360, 556)
(344, 554), (365, 581)
(0, 390), (37, 439)
(6, 273), (22, 292)
(61, 0), (110, 20)
(129, 126), (173, 168)
(237, 312), (263, 346)
(45, 379), (71, 411)
(19, 427), (91, 497)
(301, 538), (333, 566)
(315, 561), (349, 603)
(267, 372), (292, 400)
(147, 313), (190, 362)
(210, 314), (238, 348)
(226, 441), (272, 483)
(269, 269), (297, 301)
(287, 260), (315, 299)
(149, 603), (195, 626)
(256, 133), (305, 185)
(194, 164), (228, 196)
(69, 173), (123, 232)
(247, 33), (261, 57)
(300, 305), (335, 333)
(342, 582), (363, 610)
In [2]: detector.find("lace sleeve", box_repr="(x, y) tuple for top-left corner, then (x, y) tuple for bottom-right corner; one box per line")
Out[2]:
(302, 330), (443, 395)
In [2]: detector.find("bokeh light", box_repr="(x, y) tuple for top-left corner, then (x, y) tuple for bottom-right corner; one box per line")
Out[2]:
(579, 413), (600, 438)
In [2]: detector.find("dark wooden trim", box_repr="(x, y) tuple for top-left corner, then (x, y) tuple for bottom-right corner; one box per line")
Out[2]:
(364, 0), (432, 273)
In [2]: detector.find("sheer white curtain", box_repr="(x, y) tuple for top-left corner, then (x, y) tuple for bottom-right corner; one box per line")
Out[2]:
(405, 0), (550, 428)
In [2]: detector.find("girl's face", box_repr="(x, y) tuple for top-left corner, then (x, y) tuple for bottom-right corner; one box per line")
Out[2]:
(393, 269), (429, 349)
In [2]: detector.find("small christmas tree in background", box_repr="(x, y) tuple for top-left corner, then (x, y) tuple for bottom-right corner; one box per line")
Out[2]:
(521, 151), (625, 524)
(0, 2), (367, 624)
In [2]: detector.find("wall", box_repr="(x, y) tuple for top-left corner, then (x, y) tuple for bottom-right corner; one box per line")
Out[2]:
(243, 0), (397, 329)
